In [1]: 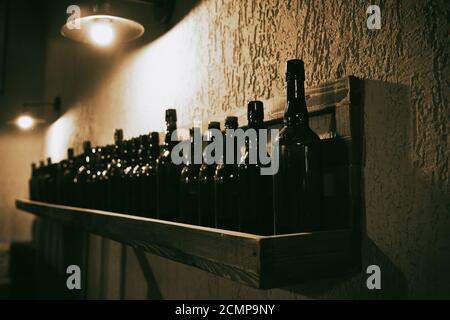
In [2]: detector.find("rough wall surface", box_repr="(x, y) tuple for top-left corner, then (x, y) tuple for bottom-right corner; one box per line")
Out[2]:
(42, 0), (449, 298)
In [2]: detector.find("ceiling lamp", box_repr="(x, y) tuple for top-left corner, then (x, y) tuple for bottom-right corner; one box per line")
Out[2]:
(60, 1), (174, 47)
(11, 97), (61, 131)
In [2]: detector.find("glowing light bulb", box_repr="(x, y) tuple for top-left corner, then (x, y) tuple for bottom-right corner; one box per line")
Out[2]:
(16, 115), (35, 130)
(89, 21), (115, 46)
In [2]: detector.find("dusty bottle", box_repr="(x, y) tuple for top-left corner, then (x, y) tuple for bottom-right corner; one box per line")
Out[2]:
(214, 116), (240, 231)
(140, 132), (159, 218)
(273, 59), (323, 234)
(238, 101), (274, 235)
(156, 109), (182, 221)
(179, 127), (201, 224)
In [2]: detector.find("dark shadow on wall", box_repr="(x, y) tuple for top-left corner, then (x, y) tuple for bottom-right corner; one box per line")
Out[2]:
(283, 80), (418, 299)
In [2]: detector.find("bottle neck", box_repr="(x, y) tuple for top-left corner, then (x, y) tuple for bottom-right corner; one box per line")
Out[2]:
(284, 76), (309, 127)
(224, 126), (238, 165)
(164, 121), (177, 149)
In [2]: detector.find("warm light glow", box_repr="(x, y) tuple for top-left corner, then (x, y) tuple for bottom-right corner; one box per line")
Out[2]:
(61, 15), (144, 46)
(16, 115), (35, 130)
(89, 21), (115, 46)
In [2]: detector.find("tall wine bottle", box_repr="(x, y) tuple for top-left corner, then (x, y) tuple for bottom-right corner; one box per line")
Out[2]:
(179, 127), (201, 224)
(273, 59), (323, 234)
(141, 132), (159, 218)
(156, 109), (182, 221)
(29, 163), (37, 201)
(198, 122), (221, 227)
(215, 116), (240, 231)
(238, 101), (273, 235)
(107, 129), (125, 212)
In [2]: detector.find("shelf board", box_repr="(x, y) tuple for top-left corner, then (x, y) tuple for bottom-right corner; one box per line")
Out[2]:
(16, 199), (359, 289)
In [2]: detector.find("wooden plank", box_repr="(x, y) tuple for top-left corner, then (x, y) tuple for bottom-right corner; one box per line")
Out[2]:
(16, 199), (357, 289)
(16, 199), (262, 288)
(259, 230), (356, 289)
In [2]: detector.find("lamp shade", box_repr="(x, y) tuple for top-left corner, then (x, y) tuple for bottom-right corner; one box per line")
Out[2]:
(61, 15), (145, 46)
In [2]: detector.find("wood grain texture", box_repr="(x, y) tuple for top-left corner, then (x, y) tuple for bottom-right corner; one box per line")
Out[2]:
(16, 199), (357, 289)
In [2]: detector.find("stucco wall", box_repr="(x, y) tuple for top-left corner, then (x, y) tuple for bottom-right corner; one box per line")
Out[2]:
(41, 0), (449, 298)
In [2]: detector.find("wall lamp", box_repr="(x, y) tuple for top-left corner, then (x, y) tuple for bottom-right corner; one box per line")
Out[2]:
(60, 0), (174, 47)
(13, 96), (61, 130)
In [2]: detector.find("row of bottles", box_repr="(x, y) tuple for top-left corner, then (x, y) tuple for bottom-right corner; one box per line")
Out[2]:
(29, 59), (323, 235)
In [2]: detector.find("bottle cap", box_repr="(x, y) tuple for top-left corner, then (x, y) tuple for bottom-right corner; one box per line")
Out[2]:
(47, 157), (52, 165)
(286, 59), (305, 81)
(247, 100), (264, 123)
(67, 148), (74, 159)
(149, 131), (159, 143)
(114, 129), (123, 143)
(165, 109), (177, 122)
(83, 140), (92, 152)
(208, 121), (221, 130)
(225, 116), (238, 129)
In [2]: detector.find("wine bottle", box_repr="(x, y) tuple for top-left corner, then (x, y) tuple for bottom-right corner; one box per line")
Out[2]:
(44, 157), (57, 203)
(156, 109), (182, 221)
(129, 136), (144, 215)
(215, 116), (240, 230)
(107, 129), (125, 212)
(58, 148), (75, 205)
(273, 59), (323, 234)
(198, 122), (221, 227)
(29, 163), (37, 201)
(74, 141), (92, 208)
(37, 160), (45, 201)
(179, 127), (201, 224)
(238, 101), (274, 235)
(140, 132), (159, 218)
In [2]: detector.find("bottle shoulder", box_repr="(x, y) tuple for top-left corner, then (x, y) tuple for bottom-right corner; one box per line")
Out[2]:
(277, 125), (321, 145)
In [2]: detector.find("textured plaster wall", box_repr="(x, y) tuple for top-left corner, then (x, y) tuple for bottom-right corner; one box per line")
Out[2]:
(42, 0), (449, 298)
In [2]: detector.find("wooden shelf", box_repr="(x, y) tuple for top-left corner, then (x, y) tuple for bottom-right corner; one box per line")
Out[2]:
(16, 199), (360, 289)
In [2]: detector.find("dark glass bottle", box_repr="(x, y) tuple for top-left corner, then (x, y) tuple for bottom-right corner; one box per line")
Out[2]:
(86, 147), (101, 209)
(58, 148), (75, 205)
(44, 157), (57, 203)
(96, 145), (112, 211)
(214, 116), (240, 231)
(273, 59), (323, 234)
(129, 136), (144, 215)
(156, 109), (182, 221)
(123, 137), (140, 215)
(238, 101), (274, 235)
(140, 132), (159, 218)
(37, 160), (45, 201)
(29, 163), (38, 201)
(198, 122), (221, 227)
(73, 141), (92, 208)
(179, 127), (201, 224)
(107, 129), (126, 212)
